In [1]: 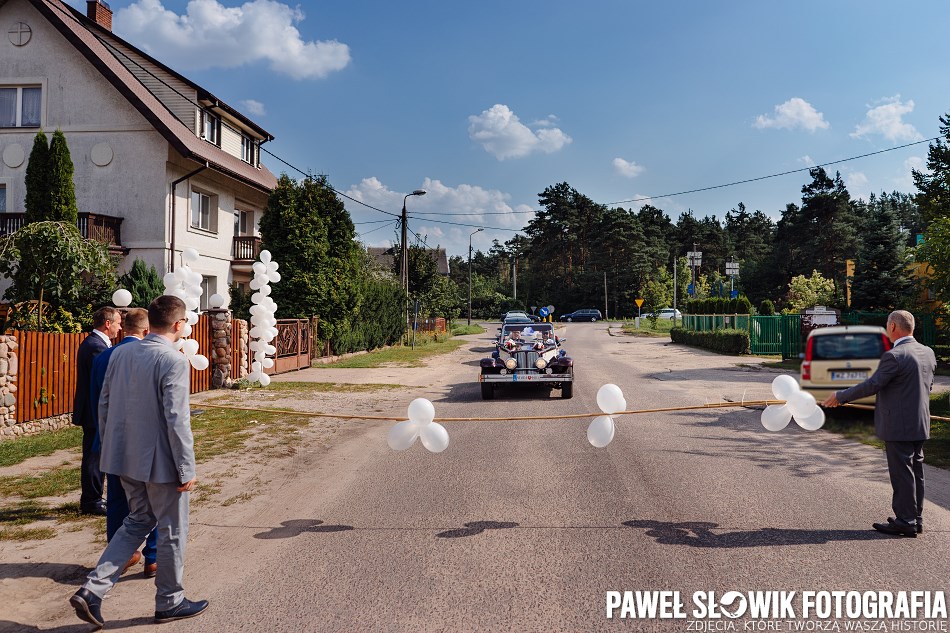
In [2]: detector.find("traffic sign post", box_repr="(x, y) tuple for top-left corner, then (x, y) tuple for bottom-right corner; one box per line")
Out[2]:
(635, 298), (644, 328)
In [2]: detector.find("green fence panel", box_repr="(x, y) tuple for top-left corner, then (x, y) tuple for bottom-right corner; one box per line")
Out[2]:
(781, 314), (802, 360)
(749, 316), (782, 355)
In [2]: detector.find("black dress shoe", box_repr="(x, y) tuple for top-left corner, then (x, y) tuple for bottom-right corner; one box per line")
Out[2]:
(155, 598), (209, 623)
(70, 587), (104, 628)
(80, 502), (107, 516)
(873, 520), (917, 537)
(888, 517), (922, 534)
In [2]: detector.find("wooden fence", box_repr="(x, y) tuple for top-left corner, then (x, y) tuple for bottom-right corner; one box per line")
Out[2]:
(14, 314), (213, 425)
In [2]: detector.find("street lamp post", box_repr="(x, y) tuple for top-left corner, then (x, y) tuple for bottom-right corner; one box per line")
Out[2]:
(400, 189), (426, 339)
(468, 227), (484, 325)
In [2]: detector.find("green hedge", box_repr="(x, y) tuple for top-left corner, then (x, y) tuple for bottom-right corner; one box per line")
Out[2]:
(684, 296), (753, 315)
(670, 327), (750, 354)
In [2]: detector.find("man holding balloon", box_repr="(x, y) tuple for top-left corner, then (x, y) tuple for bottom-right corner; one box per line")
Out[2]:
(822, 310), (936, 538)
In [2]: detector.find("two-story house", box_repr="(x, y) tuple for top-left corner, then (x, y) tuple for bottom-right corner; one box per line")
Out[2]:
(0, 0), (276, 307)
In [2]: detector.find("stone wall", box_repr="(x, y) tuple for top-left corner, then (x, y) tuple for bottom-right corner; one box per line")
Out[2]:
(208, 308), (232, 388)
(0, 335), (18, 433)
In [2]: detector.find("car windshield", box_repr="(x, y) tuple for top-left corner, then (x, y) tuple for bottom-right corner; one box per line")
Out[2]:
(811, 333), (886, 360)
(501, 324), (554, 340)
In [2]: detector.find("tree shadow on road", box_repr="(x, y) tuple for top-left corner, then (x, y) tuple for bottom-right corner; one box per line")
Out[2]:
(622, 519), (884, 548)
(0, 619), (151, 632)
(0, 562), (90, 586)
(253, 519), (354, 540)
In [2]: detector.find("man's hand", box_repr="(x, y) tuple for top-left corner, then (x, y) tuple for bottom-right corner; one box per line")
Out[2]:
(178, 477), (197, 492)
(822, 394), (841, 408)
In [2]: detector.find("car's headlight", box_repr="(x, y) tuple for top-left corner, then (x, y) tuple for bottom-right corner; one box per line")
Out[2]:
(505, 358), (518, 370)
(535, 358), (547, 369)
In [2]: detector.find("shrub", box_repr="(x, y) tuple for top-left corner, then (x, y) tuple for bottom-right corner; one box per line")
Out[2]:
(760, 299), (776, 315)
(670, 327), (750, 354)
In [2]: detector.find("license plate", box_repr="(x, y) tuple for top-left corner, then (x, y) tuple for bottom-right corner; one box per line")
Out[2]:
(512, 374), (518, 382)
(831, 371), (868, 381)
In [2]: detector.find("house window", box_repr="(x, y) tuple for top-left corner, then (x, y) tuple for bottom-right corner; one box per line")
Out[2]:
(240, 135), (255, 164)
(0, 86), (41, 128)
(200, 276), (216, 311)
(233, 210), (250, 236)
(200, 110), (220, 145)
(190, 190), (215, 232)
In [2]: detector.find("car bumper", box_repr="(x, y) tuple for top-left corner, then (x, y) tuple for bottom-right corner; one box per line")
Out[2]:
(800, 383), (876, 405)
(479, 372), (572, 383)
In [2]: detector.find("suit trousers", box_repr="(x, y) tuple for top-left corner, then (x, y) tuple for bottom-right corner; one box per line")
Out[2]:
(83, 477), (190, 611)
(79, 422), (104, 509)
(884, 440), (925, 524)
(106, 474), (158, 565)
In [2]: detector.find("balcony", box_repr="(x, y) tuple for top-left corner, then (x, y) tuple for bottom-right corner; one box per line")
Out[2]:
(232, 235), (261, 271)
(0, 212), (124, 252)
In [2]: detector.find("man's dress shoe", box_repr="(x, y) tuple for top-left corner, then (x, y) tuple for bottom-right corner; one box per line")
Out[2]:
(70, 587), (104, 628)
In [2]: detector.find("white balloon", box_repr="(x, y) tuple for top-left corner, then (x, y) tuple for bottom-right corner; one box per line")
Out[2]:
(761, 405), (792, 432)
(261, 357), (274, 369)
(185, 297), (199, 312)
(247, 371), (261, 383)
(596, 384), (626, 415)
(587, 415), (616, 448)
(249, 278), (262, 291)
(112, 289), (132, 307)
(259, 373), (271, 387)
(249, 340), (263, 352)
(260, 250), (272, 264)
(249, 304), (265, 316)
(257, 285), (271, 297)
(251, 361), (262, 373)
(771, 375), (800, 400)
(267, 271), (281, 283)
(420, 422), (450, 453)
(189, 271), (203, 287)
(251, 293), (263, 305)
(254, 273), (270, 286)
(407, 398), (435, 425)
(387, 420), (419, 451)
(252, 262), (267, 275)
(264, 344), (277, 356)
(184, 283), (202, 298)
(267, 261), (279, 272)
(249, 326), (265, 339)
(163, 272), (177, 287)
(182, 339), (199, 356)
(787, 390), (817, 418)
(163, 286), (178, 296)
(174, 267), (189, 281)
(174, 338), (185, 351)
(250, 314), (264, 327)
(795, 406), (826, 431)
(186, 311), (199, 325)
(182, 247), (199, 263)
(181, 323), (192, 338)
(189, 354), (209, 371)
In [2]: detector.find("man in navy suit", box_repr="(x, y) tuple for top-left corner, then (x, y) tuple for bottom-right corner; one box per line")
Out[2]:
(90, 307), (158, 577)
(73, 307), (121, 515)
(824, 310), (937, 537)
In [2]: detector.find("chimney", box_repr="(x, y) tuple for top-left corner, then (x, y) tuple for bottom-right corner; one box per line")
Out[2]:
(86, 0), (113, 31)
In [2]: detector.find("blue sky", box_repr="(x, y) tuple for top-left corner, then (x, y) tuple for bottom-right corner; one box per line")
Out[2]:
(68, 0), (950, 258)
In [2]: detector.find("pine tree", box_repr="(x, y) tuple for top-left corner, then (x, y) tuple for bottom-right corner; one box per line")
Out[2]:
(24, 131), (50, 222)
(913, 112), (950, 223)
(118, 259), (165, 308)
(850, 201), (913, 311)
(47, 130), (78, 223)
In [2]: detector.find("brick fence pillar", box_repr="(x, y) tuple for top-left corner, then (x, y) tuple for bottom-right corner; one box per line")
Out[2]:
(0, 335), (18, 434)
(207, 308), (232, 388)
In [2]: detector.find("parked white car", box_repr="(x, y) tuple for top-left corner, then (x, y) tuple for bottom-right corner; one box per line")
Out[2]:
(642, 308), (682, 320)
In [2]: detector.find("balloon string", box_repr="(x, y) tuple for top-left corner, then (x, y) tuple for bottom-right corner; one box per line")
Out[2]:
(194, 400), (950, 423)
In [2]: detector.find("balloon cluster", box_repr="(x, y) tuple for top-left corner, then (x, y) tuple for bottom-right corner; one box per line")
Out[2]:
(587, 384), (626, 448)
(387, 398), (450, 453)
(162, 248), (209, 371)
(761, 375), (825, 431)
(245, 250), (281, 387)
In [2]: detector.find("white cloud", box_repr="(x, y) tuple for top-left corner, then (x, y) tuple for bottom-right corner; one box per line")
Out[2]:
(612, 157), (644, 178)
(895, 156), (927, 190)
(114, 0), (351, 79)
(799, 155), (815, 167)
(845, 171), (871, 201)
(240, 99), (266, 116)
(754, 98), (830, 132)
(344, 177), (532, 256)
(468, 104), (572, 160)
(851, 95), (923, 142)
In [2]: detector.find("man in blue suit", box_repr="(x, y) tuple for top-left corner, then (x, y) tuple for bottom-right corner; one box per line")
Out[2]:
(90, 307), (158, 577)
(824, 310), (937, 537)
(73, 307), (121, 515)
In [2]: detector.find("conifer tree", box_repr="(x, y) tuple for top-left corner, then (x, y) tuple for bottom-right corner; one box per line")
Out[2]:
(24, 130), (50, 222)
(47, 130), (78, 223)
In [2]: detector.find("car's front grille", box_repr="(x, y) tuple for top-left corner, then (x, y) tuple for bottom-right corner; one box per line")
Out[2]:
(515, 350), (539, 369)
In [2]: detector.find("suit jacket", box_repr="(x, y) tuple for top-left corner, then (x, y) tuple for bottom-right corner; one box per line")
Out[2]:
(98, 333), (196, 484)
(836, 338), (936, 442)
(89, 336), (142, 453)
(72, 331), (109, 427)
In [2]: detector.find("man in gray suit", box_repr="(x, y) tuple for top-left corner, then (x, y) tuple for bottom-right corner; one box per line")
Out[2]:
(70, 295), (208, 627)
(823, 310), (936, 538)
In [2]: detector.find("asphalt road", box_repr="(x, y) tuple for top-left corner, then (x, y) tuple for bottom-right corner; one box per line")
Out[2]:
(41, 323), (950, 632)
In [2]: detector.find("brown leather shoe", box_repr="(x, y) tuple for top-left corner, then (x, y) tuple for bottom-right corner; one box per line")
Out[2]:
(144, 563), (157, 578)
(121, 551), (142, 574)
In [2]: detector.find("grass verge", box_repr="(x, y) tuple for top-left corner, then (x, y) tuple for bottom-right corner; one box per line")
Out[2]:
(760, 359), (801, 371)
(821, 392), (950, 470)
(322, 338), (466, 368)
(620, 319), (675, 337)
(236, 381), (405, 394)
(0, 466), (80, 499)
(0, 426), (82, 468)
(451, 322), (486, 336)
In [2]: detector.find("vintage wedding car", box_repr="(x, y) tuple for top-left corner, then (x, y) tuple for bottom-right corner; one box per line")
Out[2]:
(478, 323), (574, 400)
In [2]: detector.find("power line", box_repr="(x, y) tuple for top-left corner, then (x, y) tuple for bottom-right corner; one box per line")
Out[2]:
(407, 215), (520, 233)
(355, 219), (399, 239)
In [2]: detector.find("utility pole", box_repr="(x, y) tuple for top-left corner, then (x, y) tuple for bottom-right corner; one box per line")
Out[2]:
(603, 272), (608, 319)
(400, 190), (426, 337)
(513, 255), (517, 301)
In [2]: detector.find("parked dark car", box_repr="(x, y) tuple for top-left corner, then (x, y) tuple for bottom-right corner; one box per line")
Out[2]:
(480, 323), (573, 400)
(499, 310), (541, 322)
(559, 308), (603, 322)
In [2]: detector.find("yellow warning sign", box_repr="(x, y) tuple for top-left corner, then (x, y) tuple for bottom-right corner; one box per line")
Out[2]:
(635, 298), (644, 308)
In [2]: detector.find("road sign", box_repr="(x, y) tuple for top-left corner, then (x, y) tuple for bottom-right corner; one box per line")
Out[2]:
(635, 298), (644, 308)
(538, 307), (549, 318)
(687, 283), (695, 296)
(687, 251), (702, 266)
(730, 290), (739, 299)
(726, 262), (739, 275)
